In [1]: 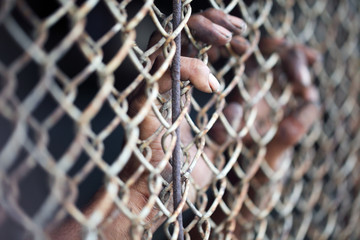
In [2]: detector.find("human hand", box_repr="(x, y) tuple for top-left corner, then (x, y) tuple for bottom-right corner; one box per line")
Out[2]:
(126, 7), (248, 195)
(204, 37), (321, 238)
(53, 8), (249, 240)
(213, 37), (321, 174)
(254, 37), (321, 173)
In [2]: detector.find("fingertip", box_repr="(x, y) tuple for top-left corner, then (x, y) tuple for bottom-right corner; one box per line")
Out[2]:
(188, 15), (232, 46)
(209, 73), (220, 92)
(259, 37), (287, 56)
(230, 36), (250, 55)
(297, 61), (312, 87)
(180, 57), (217, 93)
(282, 48), (312, 88)
(298, 45), (322, 66)
(227, 15), (247, 34)
(212, 23), (233, 43)
(275, 102), (320, 147)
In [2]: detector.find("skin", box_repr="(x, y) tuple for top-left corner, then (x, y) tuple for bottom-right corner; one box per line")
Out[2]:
(50, 9), (248, 240)
(50, 9), (321, 240)
(202, 36), (321, 238)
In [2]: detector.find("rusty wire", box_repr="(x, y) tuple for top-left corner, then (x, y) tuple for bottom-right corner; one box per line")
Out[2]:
(171, 0), (184, 239)
(0, 0), (359, 239)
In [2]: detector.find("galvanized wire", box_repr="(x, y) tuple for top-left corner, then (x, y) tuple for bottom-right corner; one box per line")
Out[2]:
(0, 0), (359, 239)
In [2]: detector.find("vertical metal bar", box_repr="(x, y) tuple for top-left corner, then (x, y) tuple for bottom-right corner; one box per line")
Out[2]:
(171, 0), (184, 239)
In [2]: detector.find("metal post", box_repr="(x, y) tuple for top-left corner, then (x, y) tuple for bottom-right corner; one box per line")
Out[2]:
(171, 0), (184, 239)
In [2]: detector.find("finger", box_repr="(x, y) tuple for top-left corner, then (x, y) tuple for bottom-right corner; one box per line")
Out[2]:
(292, 84), (320, 103)
(182, 38), (247, 63)
(156, 56), (220, 93)
(264, 102), (320, 170)
(259, 37), (321, 66)
(296, 44), (322, 66)
(180, 57), (220, 92)
(258, 37), (287, 56)
(230, 35), (251, 55)
(260, 41), (320, 101)
(184, 10), (248, 62)
(281, 47), (312, 89)
(207, 35), (250, 62)
(258, 37), (320, 96)
(187, 15), (232, 46)
(200, 8), (247, 35)
(272, 59), (319, 102)
(208, 103), (243, 144)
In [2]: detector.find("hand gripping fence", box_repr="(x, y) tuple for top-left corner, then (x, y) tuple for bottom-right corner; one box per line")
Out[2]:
(0, 0), (359, 239)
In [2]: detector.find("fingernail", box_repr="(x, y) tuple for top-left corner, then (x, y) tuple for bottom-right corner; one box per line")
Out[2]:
(298, 63), (311, 87)
(228, 16), (247, 32)
(213, 23), (232, 39)
(209, 73), (220, 92)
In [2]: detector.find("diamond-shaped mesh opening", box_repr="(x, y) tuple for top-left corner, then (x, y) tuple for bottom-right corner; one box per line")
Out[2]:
(0, 0), (359, 239)
(0, 25), (24, 66)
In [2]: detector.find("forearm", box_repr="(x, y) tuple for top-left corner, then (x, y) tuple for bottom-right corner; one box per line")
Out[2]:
(50, 183), (165, 240)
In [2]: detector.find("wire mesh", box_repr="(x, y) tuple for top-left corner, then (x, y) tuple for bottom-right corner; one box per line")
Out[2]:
(0, 0), (359, 239)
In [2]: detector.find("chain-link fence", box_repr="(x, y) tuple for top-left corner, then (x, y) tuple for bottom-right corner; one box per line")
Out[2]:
(0, 0), (359, 239)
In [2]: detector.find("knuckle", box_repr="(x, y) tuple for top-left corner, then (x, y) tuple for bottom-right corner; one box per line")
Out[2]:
(189, 58), (209, 75)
